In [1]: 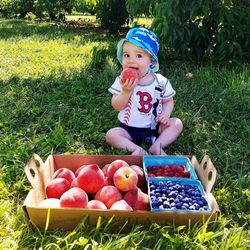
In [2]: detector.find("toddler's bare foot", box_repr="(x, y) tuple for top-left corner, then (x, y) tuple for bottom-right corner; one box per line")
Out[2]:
(131, 147), (148, 156)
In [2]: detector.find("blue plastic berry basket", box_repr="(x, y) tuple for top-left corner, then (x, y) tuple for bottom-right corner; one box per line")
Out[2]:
(143, 155), (198, 180)
(148, 177), (212, 213)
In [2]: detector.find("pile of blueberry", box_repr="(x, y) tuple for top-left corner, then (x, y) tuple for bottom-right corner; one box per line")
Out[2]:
(149, 180), (209, 211)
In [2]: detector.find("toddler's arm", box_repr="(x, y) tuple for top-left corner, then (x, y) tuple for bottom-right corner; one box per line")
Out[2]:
(156, 98), (174, 126)
(111, 78), (137, 111)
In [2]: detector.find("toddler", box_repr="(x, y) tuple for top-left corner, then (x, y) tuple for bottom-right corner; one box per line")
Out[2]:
(106, 27), (183, 155)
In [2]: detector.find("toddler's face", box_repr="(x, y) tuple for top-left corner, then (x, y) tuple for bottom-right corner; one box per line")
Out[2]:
(122, 42), (152, 79)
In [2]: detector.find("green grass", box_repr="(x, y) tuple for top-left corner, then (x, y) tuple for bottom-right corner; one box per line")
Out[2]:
(0, 18), (250, 249)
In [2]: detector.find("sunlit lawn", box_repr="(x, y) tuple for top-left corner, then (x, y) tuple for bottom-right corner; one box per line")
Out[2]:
(0, 18), (249, 249)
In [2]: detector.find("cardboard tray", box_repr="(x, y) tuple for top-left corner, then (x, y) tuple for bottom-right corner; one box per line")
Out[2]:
(23, 154), (220, 231)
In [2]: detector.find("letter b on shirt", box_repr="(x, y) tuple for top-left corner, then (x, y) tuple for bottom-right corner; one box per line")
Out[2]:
(136, 91), (153, 113)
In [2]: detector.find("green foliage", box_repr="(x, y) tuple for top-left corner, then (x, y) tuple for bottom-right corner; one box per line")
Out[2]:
(126, 0), (156, 17)
(96, 0), (129, 34)
(0, 0), (34, 18)
(0, 0), (17, 17)
(33, 0), (72, 21)
(152, 0), (250, 63)
(72, 0), (97, 15)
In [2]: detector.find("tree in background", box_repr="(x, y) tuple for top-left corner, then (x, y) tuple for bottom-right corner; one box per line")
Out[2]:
(72, 0), (96, 15)
(127, 0), (250, 63)
(95, 0), (129, 34)
(0, 0), (34, 18)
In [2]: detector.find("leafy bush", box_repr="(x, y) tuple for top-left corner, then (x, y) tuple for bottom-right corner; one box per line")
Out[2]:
(72, 0), (97, 15)
(96, 0), (129, 34)
(126, 0), (156, 17)
(151, 0), (250, 63)
(0, 0), (35, 19)
(33, 0), (72, 21)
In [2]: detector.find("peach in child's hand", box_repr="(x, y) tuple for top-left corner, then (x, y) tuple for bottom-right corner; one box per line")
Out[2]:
(121, 68), (138, 84)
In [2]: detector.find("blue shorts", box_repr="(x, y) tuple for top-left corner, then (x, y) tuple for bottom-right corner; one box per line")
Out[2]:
(119, 122), (158, 145)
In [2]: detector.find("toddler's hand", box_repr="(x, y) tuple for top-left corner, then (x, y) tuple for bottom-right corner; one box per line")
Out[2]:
(156, 115), (170, 126)
(120, 78), (138, 93)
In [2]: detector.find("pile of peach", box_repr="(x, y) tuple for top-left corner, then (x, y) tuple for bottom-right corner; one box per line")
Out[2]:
(147, 165), (190, 178)
(39, 160), (149, 211)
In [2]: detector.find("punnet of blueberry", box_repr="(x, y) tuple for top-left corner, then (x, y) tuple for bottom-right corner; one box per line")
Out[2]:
(149, 180), (209, 211)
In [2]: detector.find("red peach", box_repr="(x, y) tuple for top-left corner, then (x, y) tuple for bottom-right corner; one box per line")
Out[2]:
(110, 200), (133, 211)
(95, 186), (122, 208)
(130, 165), (146, 190)
(104, 176), (113, 186)
(102, 164), (110, 177)
(52, 168), (75, 185)
(60, 187), (88, 208)
(76, 164), (105, 193)
(70, 178), (78, 188)
(121, 68), (138, 84)
(108, 159), (129, 179)
(87, 200), (107, 210)
(75, 165), (88, 177)
(46, 178), (70, 199)
(113, 166), (138, 192)
(124, 188), (150, 211)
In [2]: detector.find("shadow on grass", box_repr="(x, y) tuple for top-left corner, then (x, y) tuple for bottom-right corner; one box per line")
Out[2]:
(0, 18), (118, 43)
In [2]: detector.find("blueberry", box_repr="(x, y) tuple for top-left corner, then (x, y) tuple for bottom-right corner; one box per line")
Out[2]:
(200, 197), (208, 205)
(155, 193), (161, 198)
(157, 198), (163, 204)
(194, 191), (201, 197)
(191, 191), (197, 196)
(182, 197), (190, 203)
(175, 184), (182, 191)
(150, 184), (156, 190)
(175, 198), (180, 203)
(176, 194), (183, 200)
(167, 181), (174, 186)
(150, 195), (156, 200)
(169, 197), (175, 203)
(151, 199), (159, 208)
(163, 201), (170, 208)
(161, 196), (167, 202)
(169, 191), (177, 198)
(189, 205), (196, 210)
(176, 202), (183, 209)
(197, 200), (204, 206)
(193, 203), (200, 210)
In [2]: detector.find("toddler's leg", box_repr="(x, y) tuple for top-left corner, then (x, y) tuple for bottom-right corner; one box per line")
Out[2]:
(106, 127), (147, 155)
(149, 117), (183, 155)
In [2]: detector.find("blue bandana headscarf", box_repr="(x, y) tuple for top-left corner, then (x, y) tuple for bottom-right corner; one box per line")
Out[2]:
(117, 27), (159, 73)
